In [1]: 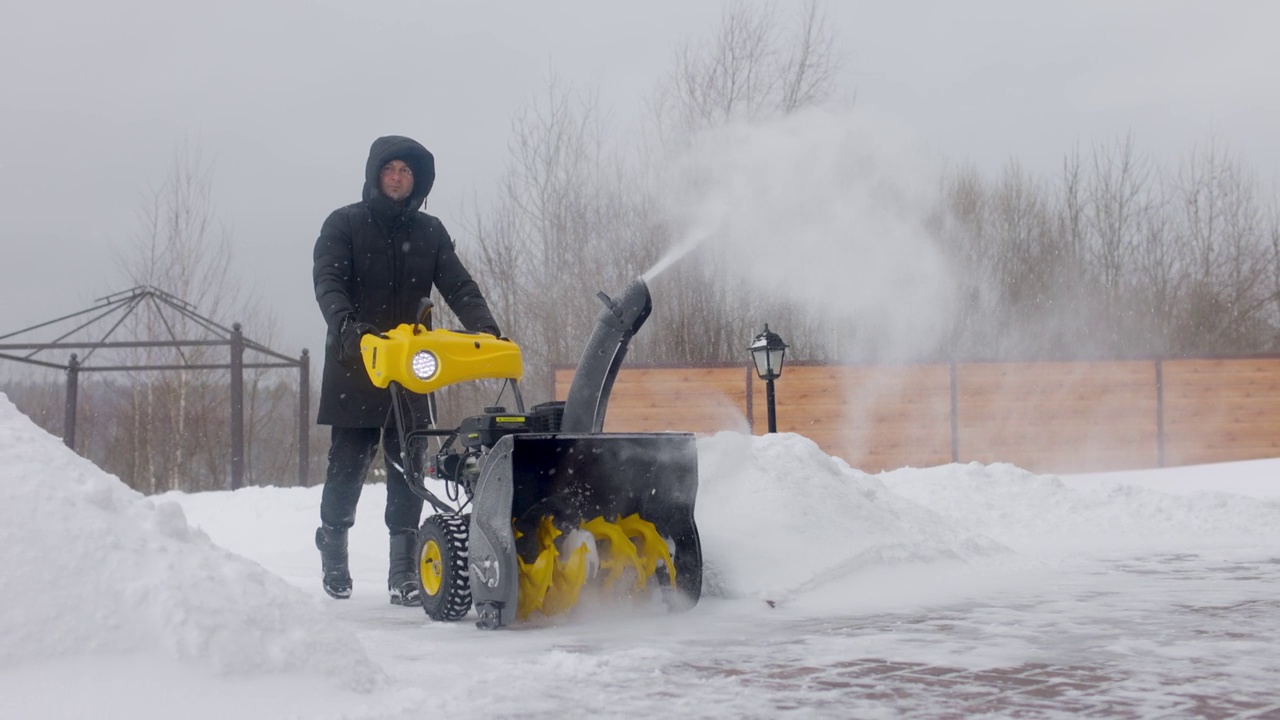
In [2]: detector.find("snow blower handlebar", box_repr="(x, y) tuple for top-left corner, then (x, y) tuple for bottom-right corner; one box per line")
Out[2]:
(359, 323), (522, 395)
(359, 321), (524, 514)
(413, 297), (434, 334)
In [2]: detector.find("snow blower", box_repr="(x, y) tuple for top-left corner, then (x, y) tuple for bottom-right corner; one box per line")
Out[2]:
(359, 278), (701, 629)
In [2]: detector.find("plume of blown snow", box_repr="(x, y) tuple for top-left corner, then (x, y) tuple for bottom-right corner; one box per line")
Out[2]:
(0, 393), (382, 691)
(662, 107), (957, 360)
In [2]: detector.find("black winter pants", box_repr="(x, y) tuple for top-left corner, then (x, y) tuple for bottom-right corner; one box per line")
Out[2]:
(319, 426), (423, 534)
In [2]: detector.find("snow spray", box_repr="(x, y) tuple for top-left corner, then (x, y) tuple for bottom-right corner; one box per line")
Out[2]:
(658, 107), (956, 361)
(641, 230), (710, 283)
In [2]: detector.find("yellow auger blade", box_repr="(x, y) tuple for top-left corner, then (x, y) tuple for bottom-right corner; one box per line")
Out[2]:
(583, 516), (648, 593)
(516, 515), (673, 619)
(541, 537), (591, 616)
(515, 519), (558, 619)
(616, 513), (677, 588)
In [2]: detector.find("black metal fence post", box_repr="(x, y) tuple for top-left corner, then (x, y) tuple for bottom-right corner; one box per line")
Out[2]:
(64, 353), (79, 450)
(298, 349), (310, 486)
(230, 323), (245, 490)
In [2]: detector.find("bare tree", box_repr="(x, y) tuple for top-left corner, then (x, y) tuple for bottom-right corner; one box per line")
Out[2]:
(105, 142), (229, 492)
(1169, 137), (1274, 353)
(778, 0), (840, 112)
(452, 74), (636, 409)
(90, 140), (288, 492)
(1129, 181), (1180, 352)
(1085, 134), (1152, 303)
(649, 0), (839, 143)
(636, 0), (844, 366)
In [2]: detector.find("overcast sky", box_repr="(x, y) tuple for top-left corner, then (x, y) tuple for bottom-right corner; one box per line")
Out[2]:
(2, 0), (1278, 357)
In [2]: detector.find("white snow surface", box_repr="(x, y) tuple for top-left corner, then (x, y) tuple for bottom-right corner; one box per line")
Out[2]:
(880, 460), (1280, 551)
(3, 391), (1280, 718)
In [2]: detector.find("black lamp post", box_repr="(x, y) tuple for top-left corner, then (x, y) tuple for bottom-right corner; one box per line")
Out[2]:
(749, 324), (788, 433)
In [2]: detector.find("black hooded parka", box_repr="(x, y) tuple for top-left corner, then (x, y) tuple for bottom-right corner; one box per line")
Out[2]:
(313, 136), (499, 427)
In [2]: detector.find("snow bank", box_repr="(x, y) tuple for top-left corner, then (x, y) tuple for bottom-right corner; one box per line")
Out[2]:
(1067, 458), (1280, 498)
(694, 431), (1005, 603)
(880, 461), (1280, 551)
(0, 394), (381, 691)
(694, 432), (1280, 604)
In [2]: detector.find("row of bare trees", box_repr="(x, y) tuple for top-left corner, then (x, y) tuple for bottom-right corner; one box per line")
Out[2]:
(941, 135), (1279, 361)
(447, 1), (1279, 414)
(5, 1), (1278, 491)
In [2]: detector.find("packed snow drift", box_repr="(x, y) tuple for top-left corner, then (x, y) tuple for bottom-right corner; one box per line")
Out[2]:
(0, 393), (381, 690)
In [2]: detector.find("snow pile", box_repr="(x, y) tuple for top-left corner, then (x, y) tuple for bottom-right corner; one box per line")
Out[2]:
(0, 393), (381, 691)
(694, 431), (1006, 602)
(693, 431), (1280, 605)
(880, 461), (1280, 551)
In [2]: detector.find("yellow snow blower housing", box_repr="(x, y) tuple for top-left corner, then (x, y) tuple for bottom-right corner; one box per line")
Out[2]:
(364, 282), (702, 630)
(361, 324), (522, 395)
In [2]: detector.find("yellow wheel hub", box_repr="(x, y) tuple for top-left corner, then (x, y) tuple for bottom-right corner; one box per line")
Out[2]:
(420, 540), (443, 596)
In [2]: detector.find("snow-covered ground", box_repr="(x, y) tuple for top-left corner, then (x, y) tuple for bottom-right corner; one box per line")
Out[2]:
(3, 391), (1279, 719)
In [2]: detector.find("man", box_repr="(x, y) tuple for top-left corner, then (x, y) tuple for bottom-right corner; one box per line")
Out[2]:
(312, 135), (500, 605)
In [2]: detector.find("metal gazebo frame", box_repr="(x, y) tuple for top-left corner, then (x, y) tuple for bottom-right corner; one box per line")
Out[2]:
(0, 286), (311, 490)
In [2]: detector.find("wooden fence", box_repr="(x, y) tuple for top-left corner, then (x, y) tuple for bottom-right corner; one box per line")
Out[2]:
(553, 358), (1280, 474)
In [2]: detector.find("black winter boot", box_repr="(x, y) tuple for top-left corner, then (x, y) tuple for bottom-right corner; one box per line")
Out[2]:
(315, 525), (352, 599)
(388, 531), (421, 606)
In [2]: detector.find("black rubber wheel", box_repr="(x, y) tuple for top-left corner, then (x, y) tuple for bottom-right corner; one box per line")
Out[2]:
(417, 513), (472, 621)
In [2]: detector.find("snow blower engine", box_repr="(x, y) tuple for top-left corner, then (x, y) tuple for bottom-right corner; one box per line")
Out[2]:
(360, 278), (701, 629)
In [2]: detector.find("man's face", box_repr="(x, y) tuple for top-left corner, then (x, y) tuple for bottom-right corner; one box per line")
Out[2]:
(379, 159), (414, 202)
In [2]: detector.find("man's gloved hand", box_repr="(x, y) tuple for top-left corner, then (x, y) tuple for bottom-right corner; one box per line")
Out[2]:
(339, 316), (387, 362)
